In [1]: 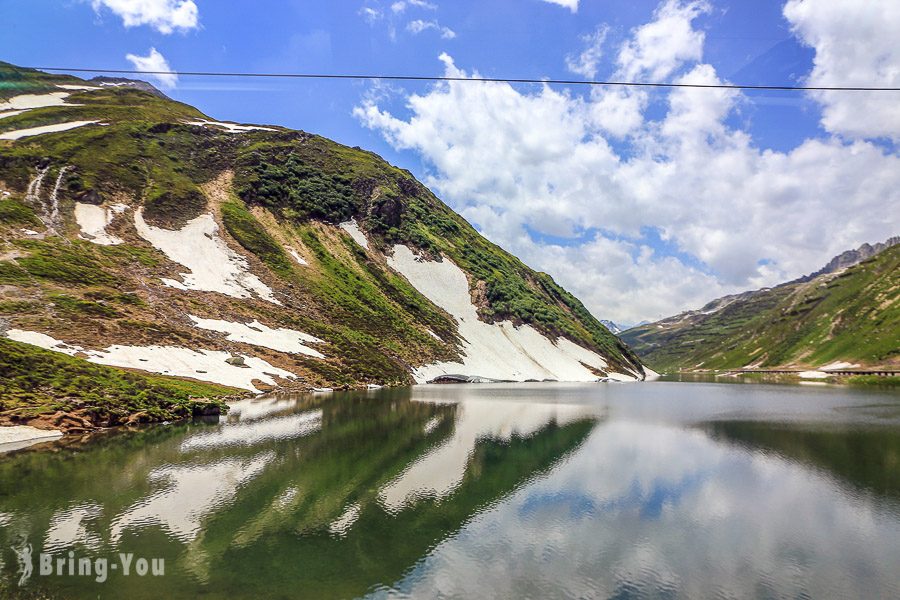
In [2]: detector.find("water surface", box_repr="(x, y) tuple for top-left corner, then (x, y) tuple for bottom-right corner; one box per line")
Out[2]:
(1, 382), (899, 598)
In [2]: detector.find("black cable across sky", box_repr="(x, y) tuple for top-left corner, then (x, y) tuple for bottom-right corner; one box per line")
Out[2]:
(27, 66), (900, 92)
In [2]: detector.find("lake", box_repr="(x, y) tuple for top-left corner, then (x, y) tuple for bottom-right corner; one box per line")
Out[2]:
(1, 381), (899, 599)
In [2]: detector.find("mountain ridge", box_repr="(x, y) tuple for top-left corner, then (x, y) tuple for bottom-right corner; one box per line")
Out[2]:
(621, 237), (899, 372)
(0, 61), (647, 429)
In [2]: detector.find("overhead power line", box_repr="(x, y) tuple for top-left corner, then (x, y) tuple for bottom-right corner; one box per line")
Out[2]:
(27, 66), (900, 92)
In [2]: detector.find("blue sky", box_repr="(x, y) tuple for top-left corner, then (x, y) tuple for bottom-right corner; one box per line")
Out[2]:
(1, 0), (820, 156)
(2, 0), (898, 324)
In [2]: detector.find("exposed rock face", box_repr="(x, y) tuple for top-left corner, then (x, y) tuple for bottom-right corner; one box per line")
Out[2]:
(600, 320), (623, 335)
(794, 236), (900, 283)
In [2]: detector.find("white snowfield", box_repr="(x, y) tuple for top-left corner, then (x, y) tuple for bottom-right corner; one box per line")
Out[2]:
(134, 209), (281, 304)
(184, 119), (276, 134)
(0, 92), (71, 111)
(380, 399), (595, 511)
(5, 329), (296, 392)
(74, 202), (127, 245)
(0, 425), (63, 454)
(0, 120), (100, 140)
(387, 245), (638, 383)
(339, 218), (369, 249)
(189, 315), (325, 358)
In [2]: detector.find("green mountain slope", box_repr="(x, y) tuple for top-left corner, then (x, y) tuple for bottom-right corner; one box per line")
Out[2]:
(0, 61), (644, 422)
(621, 243), (900, 372)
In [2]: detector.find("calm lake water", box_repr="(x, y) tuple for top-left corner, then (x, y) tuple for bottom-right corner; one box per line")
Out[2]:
(1, 381), (899, 599)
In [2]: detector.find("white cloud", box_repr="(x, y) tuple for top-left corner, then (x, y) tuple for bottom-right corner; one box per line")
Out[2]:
(407, 19), (456, 39)
(91, 0), (198, 34)
(392, 0), (437, 13)
(566, 25), (608, 79)
(125, 47), (178, 89)
(359, 6), (383, 22)
(355, 1), (900, 324)
(616, 0), (710, 81)
(784, 0), (900, 140)
(541, 0), (579, 13)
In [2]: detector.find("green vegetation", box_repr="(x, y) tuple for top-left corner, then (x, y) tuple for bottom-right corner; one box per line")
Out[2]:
(622, 245), (900, 371)
(5, 239), (118, 286)
(237, 151), (357, 223)
(846, 375), (900, 388)
(0, 197), (42, 228)
(0, 338), (235, 425)
(221, 200), (294, 278)
(49, 292), (120, 318)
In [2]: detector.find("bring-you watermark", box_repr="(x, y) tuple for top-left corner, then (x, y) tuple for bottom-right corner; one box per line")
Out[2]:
(11, 540), (164, 586)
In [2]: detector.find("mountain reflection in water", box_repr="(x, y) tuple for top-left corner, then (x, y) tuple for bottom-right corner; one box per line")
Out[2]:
(1, 382), (899, 599)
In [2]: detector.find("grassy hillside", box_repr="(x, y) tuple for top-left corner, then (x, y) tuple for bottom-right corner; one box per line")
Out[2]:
(0, 61), (643, 411)
(621, 245), (900, 372)
(0, 338), (236, 429)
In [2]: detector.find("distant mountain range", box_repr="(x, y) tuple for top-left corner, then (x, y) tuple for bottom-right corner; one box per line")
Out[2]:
(620, 238), (899, 372)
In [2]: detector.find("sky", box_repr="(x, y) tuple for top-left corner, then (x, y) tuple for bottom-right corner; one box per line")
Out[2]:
(1, 0), (899, 325)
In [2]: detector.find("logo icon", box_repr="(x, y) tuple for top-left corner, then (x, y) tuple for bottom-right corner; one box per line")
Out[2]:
(11, 539), (33, 587)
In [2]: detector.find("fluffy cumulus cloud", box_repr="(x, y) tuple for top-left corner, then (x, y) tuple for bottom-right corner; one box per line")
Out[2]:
(355, 0), (900, 324)
(541, 0), (579, 13)
(91, 0), (198, 34)
(784, 0), (900, 140)
(125, 47), (178, 88)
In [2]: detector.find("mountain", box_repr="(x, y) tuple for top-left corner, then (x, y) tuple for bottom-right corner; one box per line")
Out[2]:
(600, 320), (623, 334)
(792, 237), (900, 283)
(0, 62), (646, 427)
(620, 239), (899, 372)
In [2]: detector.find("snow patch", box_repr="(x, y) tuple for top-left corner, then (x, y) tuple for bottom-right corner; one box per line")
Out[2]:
(821, 361), (860, 371)
(387, 245), (629, 383)
(189, 316), (325, 358)
(0, 110), (29, 120)
(798, 370), (829, 379)
(0, 425), (63, 453)
(134, 209), (280, 304)
(0, 92), (70, 111)
(74, 202), (127, 245)
(641, 366), (661, 380)
(6, 329), (295, 392)
(56, 84), (98, 91)
(0, 120), (100, 140)
(340, 219), (369, 249)
(287, 247), (308, 266)
(184, 119), (276, 133)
